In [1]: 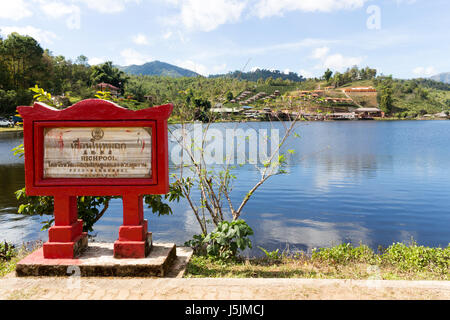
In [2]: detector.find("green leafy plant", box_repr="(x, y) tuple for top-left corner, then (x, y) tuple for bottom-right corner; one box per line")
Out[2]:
(258, 247), (282, 260)
(0, 241), (17, 261)
(184, 234), (207, 255)
(382, 240), (450, 273)
(144, 181), (184, 216)
(200, 220), (254, 261)
(29, 85), (62, 108)
(311, 243), (377, 265)
(11, 144), (24, 158)
(95, 90), (114, 101)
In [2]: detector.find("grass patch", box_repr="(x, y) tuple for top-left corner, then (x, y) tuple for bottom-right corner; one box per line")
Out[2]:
(185, 241), (450, 280)
(0, 127), (23, 133)
(0, 241), (42, 277)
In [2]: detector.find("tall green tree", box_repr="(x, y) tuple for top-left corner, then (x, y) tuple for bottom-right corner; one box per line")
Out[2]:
(323, 68), (333, 82)
(1, 32), (44, 90)
(90, 61), (128, 93)
(378, 81), (394, 114)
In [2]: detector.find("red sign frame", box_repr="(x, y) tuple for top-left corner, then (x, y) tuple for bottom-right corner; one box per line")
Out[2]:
(18, 99), (173, 259)
(18, 99), (172, 196)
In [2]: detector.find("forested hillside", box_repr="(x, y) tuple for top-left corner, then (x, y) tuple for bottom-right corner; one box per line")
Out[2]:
(209, 68), (305, 82)
(0, 33), (448, 119)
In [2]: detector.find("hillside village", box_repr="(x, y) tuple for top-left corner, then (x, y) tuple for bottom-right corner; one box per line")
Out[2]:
(211, 86), (385, 121)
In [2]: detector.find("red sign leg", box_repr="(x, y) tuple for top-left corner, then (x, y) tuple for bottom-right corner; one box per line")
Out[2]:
(43, 195), (88, 259)
(114, 194), (152, 258)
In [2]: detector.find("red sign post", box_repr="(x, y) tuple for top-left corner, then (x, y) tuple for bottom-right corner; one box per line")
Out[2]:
(18, 99), (172, 259)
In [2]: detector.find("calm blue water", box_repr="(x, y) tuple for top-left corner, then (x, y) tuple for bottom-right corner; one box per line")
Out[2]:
(1, 121), (449, 256)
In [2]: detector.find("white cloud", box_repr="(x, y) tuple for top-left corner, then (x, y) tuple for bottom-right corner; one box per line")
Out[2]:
(170, 0), (247, 32)
(412, 66), (436, 77)
(0, 26), (58, 44)
(211, 63), (227, 74)
(162, 31), (173, 40)
(176, 59), (208, 75)
(0, 0), (33, 20)
(311, 46), (330, 59)
(77, 0), (141, 14)
(321, 53), (362, 70)
(253, 0), (368, 18)
(88, 57), (107, 65)
(175, 60), (226, 76)
(299, 69), (314, 78)
(235, 38), (334, 56)
(38, 1), (81, 29)
(394, 0), (416, 5)
(310, 47), (363, 71)
(120, 48), (152, 65)
(132, 33), (149, 45)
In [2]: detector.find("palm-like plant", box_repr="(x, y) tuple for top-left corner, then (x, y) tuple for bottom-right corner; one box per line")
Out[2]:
(90, 61), (128, 93)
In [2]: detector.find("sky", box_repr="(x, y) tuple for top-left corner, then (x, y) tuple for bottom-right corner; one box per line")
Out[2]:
(0, 0), (448, 79)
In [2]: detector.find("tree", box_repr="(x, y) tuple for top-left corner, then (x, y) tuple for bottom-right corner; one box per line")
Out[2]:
(349, 66), (359, 81)
(333, 72), (344, 87)
(225, 91), (233, 101)
(75, 55), (89, 67)
(192, 97), (211, 122)
(378, 82), (394, 114)
(90, 61), (128, 94)
(171, 98), (306, 243)
(323, 68), (333, 82)
(0, 33), (45, 90)
(125, 78), (147, 102)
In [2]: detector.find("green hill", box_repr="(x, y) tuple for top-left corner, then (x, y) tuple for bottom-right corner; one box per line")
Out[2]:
(209, 69), (305, 82)
(119, 61), (200, 78)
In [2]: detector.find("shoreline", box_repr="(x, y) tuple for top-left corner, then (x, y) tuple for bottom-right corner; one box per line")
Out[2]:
(1, 117), (448, 134)
(0, 127), (23, 133)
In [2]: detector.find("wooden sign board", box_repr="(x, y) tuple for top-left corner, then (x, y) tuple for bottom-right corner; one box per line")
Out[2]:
(18, 99), (173, 259)
(43, 127), (152, 179)
(18, 99), (171, 196)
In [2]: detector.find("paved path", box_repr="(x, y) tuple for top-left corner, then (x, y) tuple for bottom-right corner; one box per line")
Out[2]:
(0, 274), (449, 300)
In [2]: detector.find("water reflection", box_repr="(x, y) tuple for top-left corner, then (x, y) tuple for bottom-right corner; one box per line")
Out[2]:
(0, 121), (449, 256)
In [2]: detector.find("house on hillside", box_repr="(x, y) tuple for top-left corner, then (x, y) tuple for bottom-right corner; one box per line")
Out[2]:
(95, 83), (121, 97)
(355, 107), (383, 119)
(210, 107), (243, 115)
(343, 87), (377, 93)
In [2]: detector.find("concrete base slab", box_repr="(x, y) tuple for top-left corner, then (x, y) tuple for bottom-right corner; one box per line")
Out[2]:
(16, 242), (179, 277)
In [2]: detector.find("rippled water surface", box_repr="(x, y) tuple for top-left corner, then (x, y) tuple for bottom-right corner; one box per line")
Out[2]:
(1, 121), (449, 256)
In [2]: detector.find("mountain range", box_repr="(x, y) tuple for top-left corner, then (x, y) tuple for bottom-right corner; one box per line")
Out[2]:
(118, 61), (305, 81)
(430, 72), (450, 84)
(118, 61), (200, 77)
(118, 60), (450, 85)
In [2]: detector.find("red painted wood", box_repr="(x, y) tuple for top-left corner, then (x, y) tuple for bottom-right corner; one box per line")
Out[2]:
(17, 99), (172, 259)
(18, 99), (172, 196)
(53, 195), (78, 226)
(32, 120), (157, 190)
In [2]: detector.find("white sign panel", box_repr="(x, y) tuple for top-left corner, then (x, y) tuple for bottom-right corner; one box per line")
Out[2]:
(43, 127), (152, 178)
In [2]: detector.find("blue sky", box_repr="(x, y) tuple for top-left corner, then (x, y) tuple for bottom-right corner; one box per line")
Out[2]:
(0, 0), (448, 78)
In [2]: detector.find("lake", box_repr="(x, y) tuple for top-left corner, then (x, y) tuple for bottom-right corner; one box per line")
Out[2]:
(1, 120), (449, 256)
